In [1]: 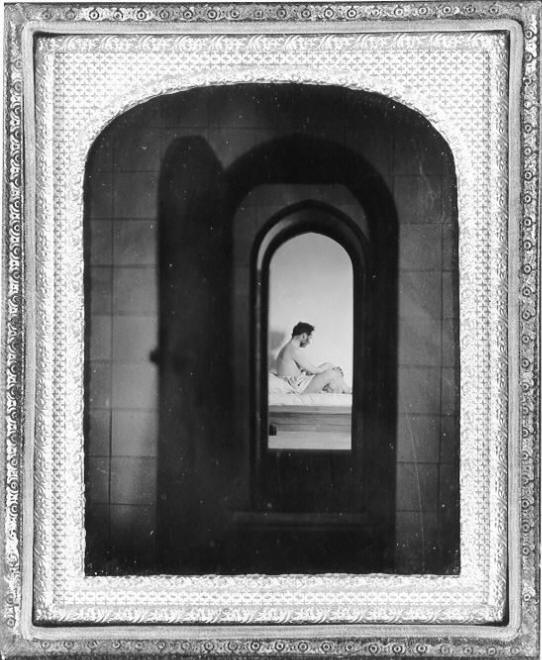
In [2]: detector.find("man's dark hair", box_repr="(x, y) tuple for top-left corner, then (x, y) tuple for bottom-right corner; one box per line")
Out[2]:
(292, 322), (315, 337)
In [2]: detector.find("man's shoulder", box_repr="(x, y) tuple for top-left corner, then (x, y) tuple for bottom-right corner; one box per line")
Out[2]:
(277, 343), (289, 357)
(289, 345), (303, 361)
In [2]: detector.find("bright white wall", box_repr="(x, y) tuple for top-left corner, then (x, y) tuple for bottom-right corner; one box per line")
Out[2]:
(268, 232), (354, 385)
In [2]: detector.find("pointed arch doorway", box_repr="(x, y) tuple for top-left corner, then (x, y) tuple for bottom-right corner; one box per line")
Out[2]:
(253, 201), (372, 515)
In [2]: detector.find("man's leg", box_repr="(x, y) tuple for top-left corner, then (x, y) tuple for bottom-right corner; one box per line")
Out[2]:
(304, 368), (347, 393)
(324, 369), (352, 394)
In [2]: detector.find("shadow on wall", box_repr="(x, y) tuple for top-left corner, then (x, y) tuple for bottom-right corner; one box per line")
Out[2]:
(268, 329), (287, 370)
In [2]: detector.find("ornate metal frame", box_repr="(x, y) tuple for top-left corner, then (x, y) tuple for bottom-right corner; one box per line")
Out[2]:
(2, 1), (539, 657)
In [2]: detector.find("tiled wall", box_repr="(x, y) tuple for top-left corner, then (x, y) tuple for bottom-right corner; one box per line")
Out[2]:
(85, 86), (459, 573)
(85, 108), (160, 571)
(393, 114), (459, 572)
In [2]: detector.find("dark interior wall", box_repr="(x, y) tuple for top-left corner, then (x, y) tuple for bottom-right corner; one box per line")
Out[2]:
(231, 183), (368, 513)
(84, 84), (459, 574)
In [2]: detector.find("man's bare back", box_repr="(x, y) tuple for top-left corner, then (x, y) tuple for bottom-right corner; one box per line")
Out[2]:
(276, 341), (306, 380)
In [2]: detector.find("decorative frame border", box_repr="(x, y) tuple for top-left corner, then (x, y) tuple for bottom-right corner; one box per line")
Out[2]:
(2, 1), (540, 657)
(35, 24), (510, 625)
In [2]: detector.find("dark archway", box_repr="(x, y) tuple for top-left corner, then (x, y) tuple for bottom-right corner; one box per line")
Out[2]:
(230, 137), (399, 569)
(252, 201), (371, 515)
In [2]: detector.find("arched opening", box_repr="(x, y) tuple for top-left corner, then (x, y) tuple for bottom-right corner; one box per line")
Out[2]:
(267, 231), (355, 453)
(83, 82), (459, 576)
(254, 207), (368, 518)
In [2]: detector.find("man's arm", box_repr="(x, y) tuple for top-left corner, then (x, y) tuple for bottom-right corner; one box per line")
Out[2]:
(293, 349), (334, 374)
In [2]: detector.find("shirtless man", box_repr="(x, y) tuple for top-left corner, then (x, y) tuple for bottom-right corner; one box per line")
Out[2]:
(275, 322), (352, 394)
